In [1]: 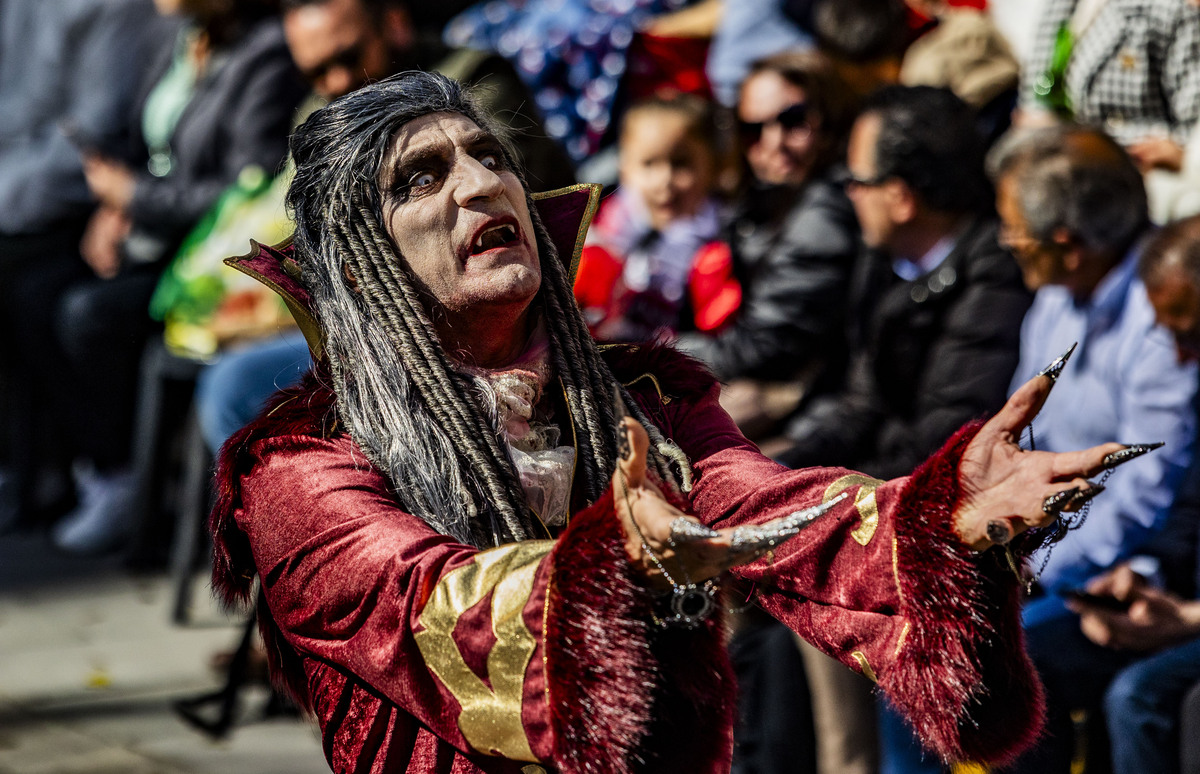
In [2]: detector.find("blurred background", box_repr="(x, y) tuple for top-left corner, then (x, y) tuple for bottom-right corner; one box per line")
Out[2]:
(3, 0), (1200, 772)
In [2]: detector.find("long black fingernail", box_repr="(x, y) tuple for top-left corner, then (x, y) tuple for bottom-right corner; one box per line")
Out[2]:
(1102, 443), (1165, 470)
(987, 520), (1013, 546)
(1068, 484), (1105, 508)
(1043, 487), (1080, 515)
(1036, 342), (1078, 385)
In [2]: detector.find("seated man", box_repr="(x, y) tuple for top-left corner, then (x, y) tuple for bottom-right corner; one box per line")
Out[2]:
(1066, 214), (1200, 774)
(779, 85), (1031, 479)
(0, 0), (157, 530)
(777, 84), (1033, 774)
(991, 126), (1199, 773)
(211, 71), (1128, 773)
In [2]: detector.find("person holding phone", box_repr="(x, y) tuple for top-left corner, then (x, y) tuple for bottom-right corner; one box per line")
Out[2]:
(1069, 564), (1200, 774)
(0, 0), (307, 555)
(1066, 214), (1200, 774)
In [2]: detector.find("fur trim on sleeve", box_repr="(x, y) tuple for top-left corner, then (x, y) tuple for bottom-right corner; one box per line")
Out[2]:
(543, 491), (654, 774)
(543, 486), (735, 773)
(883, 420), (1045, 766)
(209, 370), (337, 607)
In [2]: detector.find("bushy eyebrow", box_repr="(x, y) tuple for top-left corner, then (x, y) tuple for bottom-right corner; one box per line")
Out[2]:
(459, 129), (504, 156)
(381, 128), (502, 191)
(389, 146), (444, 182)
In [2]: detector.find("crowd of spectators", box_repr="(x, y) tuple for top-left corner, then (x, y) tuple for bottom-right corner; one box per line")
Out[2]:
(3, 0), (1200, 772)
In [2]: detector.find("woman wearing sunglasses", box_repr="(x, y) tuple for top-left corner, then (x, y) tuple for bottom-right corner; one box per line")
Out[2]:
(679, 49), (858, 426)
(675, 48), (865, 774)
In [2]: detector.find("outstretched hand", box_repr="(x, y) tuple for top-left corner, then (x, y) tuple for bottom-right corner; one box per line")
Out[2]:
(954, 372), (1125, 551)
(616, 351), (1148, 573)
(612, 418), (736, 588)
(612, 418), (828, 588)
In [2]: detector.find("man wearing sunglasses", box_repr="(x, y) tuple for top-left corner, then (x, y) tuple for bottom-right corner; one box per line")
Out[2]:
(778, 85), (1034, 774)
(781, 85), (1030, 502)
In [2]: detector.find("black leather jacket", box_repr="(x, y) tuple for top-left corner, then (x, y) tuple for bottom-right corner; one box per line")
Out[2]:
(681, 174), (860, 383)
(779, 216), (1033, 479)
(121, 16), (307, 262)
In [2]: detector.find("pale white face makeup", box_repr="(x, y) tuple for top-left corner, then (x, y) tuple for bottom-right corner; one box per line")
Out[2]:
(378, 112), (541, 326)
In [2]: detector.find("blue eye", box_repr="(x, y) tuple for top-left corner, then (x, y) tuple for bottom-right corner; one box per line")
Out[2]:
(413, 171), (436, 187)
(480, 154), (500, 170)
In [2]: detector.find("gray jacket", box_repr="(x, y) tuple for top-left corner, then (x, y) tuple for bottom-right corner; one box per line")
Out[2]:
(119, 15), (307, 262)
(0, 0), (156, 234)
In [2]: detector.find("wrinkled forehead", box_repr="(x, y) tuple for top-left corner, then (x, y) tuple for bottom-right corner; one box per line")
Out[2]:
(377, 111), (499, 189)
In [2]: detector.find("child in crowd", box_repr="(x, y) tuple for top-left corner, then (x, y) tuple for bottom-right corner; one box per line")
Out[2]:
(573, 94), (739, 342)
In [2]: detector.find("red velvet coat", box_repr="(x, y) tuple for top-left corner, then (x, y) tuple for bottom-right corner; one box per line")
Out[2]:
(210, 187), (1043, 773)
(210, 343), (1043, 774)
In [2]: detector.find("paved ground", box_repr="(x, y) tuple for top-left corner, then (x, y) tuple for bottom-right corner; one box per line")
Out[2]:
(0, 532), (328, 774)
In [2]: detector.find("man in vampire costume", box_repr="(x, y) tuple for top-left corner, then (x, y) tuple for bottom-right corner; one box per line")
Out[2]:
(210, 72), (1133, 773)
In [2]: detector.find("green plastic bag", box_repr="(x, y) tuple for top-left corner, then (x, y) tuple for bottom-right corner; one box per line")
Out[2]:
(149, 163), (295, 357)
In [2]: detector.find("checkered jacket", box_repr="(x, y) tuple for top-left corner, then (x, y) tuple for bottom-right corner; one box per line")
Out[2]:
(1020, 0), (1200, 145)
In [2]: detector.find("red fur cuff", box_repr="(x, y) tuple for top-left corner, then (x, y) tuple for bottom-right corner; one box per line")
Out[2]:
(883, 420), (1045, 766)
(543, 486), (736, 773)
(543, 490), (656, 774)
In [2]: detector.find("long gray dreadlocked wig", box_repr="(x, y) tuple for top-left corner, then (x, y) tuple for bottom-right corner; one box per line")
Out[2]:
(287, 71), (686, 548)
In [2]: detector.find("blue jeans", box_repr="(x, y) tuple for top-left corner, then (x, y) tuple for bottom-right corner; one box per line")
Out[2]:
(1003, 611), (1130, 774)
(1105, 635), (1200, 774)
(195, 331), (311, 452)
(878, 698), (945, 774)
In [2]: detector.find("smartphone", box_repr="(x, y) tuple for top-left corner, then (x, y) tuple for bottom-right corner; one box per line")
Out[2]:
(1060, 589), (1132, 612)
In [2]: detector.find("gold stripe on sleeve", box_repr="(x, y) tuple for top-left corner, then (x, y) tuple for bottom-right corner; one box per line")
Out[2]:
(414, 541), (554, 761)
(823, 474), (884, 546)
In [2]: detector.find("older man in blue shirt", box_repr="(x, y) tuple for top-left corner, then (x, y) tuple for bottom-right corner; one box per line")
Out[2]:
(991, 125), (1198, 773)
(1010, 250), (1195, 608)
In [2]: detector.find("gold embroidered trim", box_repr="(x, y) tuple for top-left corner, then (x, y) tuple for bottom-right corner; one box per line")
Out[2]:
(892, 534), (904, 604)
(541, 575), (554, 712)
(532, 183), (603, 283)
(621, 372), (671, 404)
(894, 621), (911, 657)
(823, 474), (883, 546)
(414, 542), (553, 760)
(950, 762), (990, 774)
(851, 651), (878, 683)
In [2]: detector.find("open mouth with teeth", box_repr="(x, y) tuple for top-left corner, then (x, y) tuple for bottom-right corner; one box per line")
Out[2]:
(472, 224), (519, 254)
